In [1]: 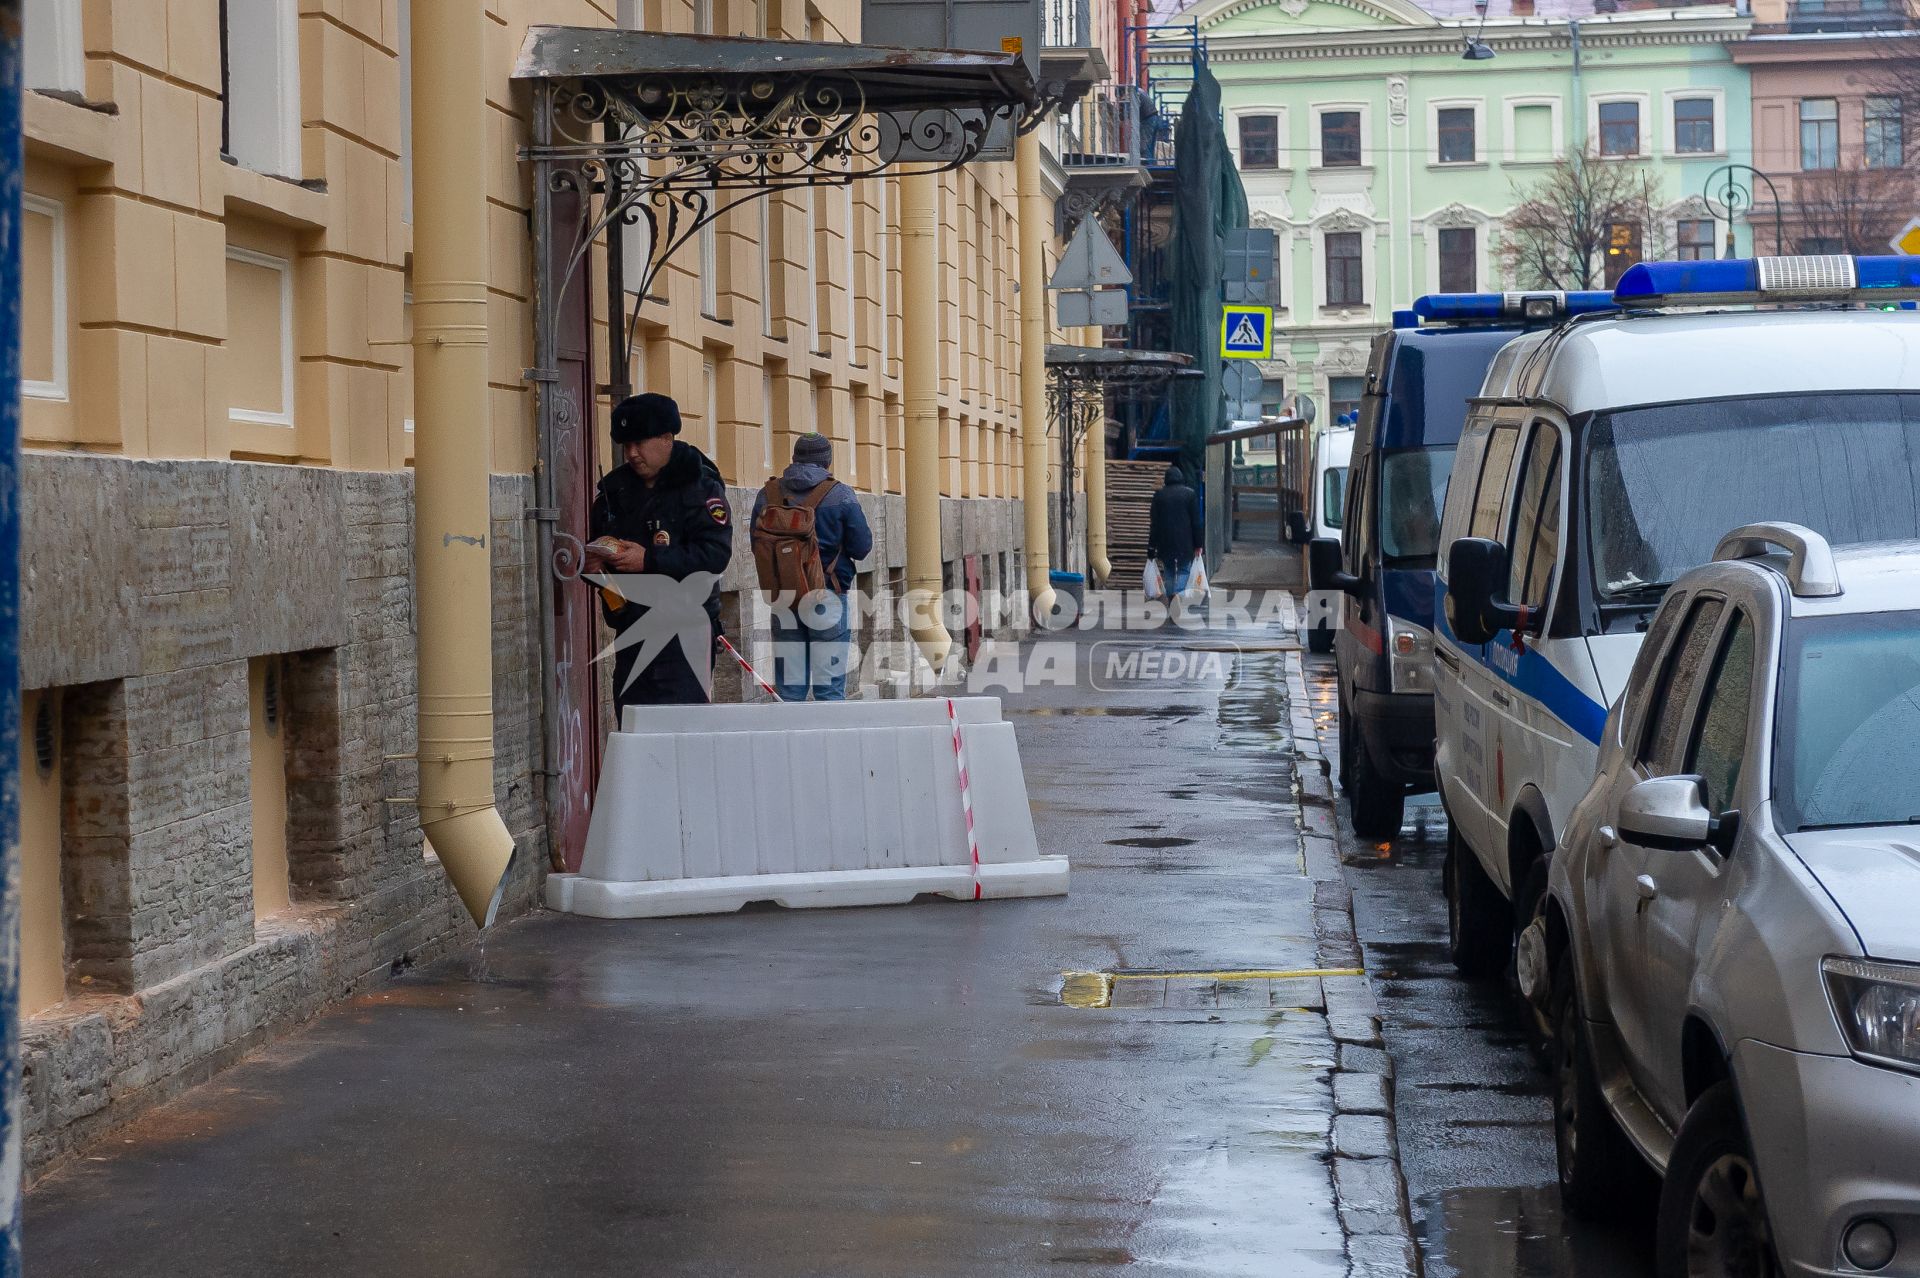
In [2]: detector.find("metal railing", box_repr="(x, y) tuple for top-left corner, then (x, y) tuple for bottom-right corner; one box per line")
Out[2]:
(1044, 0), (1092, 48)
(1060, 84), (1143, 168)
(1786, 0), (1912, 30)
(1210, 418), (1311, 544)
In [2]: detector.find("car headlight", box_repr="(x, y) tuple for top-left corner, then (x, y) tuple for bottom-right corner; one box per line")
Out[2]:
(1824, 957), (1920, 1073)
(1388, 618), (1434, 694)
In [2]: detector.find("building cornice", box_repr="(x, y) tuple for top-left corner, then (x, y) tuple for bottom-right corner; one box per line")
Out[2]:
(1162, 10), (1750, 61)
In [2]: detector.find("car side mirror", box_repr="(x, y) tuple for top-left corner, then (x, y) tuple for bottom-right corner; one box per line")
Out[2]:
(1308, 537), (1361, 595)
(1285, 510), (1310, 544)
(1444, 537), (1523, 645)
(1619, 775), (1739, 854)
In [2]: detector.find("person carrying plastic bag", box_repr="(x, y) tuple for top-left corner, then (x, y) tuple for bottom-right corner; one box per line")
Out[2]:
(1146, 466), (1204, 596)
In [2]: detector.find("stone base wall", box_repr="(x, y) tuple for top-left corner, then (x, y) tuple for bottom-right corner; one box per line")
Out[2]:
(18, 455), (545, 1174)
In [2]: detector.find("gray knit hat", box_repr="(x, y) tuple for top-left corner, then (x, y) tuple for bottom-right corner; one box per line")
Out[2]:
(793, 432), (833, 467)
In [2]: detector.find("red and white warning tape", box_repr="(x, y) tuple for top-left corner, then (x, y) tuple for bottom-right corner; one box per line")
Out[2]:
(718, 635), (784, 701)
(945, 697), (983, 900)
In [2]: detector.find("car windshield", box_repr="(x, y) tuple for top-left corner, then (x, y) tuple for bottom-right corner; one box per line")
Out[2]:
(1584, 393), (1920, 603)
(1380, 446), (1455, 564)
(1322, 466), (1347, 530)
(1776, 610), (1920, 832)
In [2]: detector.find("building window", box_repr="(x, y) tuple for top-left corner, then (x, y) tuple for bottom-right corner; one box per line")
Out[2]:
(1801, 98), (1839, 171)
(21, 195), (68, 403)
(1603, 221), (1642, 287)
(1329, 377), (1364, 422)
(1437, 108), (1476, 164)
(24, 0), (85, 95)
(1598, 101), (1640, 158)
(1677, 218), (1716, 261)
(1321, 111), (1362, 167)
(1438, 227), (1476, 292)
(222, 0), (303, 178)
(1867, 95), (1904, 169)
(1239, 115), (1280, 170)
(226, 246), (295, 426)
(1326, 231), (1364, 305)
(1674, 98), (1715, 155)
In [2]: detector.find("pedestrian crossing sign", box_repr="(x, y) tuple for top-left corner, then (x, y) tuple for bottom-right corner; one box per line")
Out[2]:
(1220, 305), (1273, 359)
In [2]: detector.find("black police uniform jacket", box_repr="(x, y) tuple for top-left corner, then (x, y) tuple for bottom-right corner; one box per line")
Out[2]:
(589, 440), (733, 631)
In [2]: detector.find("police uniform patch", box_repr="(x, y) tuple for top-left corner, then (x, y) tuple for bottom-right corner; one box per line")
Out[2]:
(653, 530), (672, 546)
(706, 498), (730, 525)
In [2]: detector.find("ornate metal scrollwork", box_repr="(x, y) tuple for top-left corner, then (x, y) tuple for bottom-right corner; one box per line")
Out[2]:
(527, 72), (1019, 342)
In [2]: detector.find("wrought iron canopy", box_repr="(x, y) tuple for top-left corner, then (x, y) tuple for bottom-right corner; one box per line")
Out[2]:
(1045, 344), (1192, 392)
(516, 26), (1038, 308)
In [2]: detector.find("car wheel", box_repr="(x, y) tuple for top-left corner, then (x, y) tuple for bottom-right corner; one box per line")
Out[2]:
(1512, 855), (1556, 1057)
(1306, 623), (1334, 654)
(1445, 829), (1509, 978)
(1347, 733), (1405, 840)
(1552, 964), (1640, 1220)
(1657, 1081), (1781, 1278)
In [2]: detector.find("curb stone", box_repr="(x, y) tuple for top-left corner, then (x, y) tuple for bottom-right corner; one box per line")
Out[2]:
(1283, 651), (1424, 1278)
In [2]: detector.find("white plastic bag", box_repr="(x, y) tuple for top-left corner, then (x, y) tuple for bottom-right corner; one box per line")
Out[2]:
(1182, 556), (1210, 606)
(1143, 559), (1166, 600)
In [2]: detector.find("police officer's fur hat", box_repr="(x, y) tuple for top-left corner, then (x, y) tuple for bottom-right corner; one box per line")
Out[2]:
(611, 392), (682, 444)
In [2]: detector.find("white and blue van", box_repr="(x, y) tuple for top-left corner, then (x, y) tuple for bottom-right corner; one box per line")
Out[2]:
(1431, 255), (1920, 978)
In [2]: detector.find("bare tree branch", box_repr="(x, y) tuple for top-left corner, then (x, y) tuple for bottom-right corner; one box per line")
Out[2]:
(1500, 152), (1674, 290)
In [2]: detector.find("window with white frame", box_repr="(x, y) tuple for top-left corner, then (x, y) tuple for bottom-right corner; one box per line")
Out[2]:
(1505, 97), (1562, 164)
(22, 195), (68, 402)
(24, 0), (85, 95)
(1597, 100), (1641, 158)
(222, 0), (303, 178)
(1800, 98), (1839, 171)
(1436, 106), (1477, 164)
(1319, 109), (1363, 167)
(226, 246), (295, 426)
(703, 359), (720, 454)
(1673, 97), (1715, 155)
(1238, 114), (1280, 170)
(1437, 227), (1476, 293)
(1326, 232), (1364, 305)
(1867, 95), (1903, 169)
(699, 221), (719, 316)
(762, 370), (775, 469)
(1676, 218), (1716, 261)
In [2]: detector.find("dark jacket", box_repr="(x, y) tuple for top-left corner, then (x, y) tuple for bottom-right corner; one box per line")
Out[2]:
(589, 440), (733, 627)
(749, 462), (873, 592)
(1147, 466), (1204, 570)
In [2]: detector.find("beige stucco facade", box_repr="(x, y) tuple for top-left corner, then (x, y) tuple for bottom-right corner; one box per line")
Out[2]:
(16, 0), (1089, 1168)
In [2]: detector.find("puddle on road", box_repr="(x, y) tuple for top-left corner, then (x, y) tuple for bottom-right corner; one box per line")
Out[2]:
(1013, 706), (1207, 718)
(1418, 1184), (1655, 1278)
(1104, 836), (1197, 849)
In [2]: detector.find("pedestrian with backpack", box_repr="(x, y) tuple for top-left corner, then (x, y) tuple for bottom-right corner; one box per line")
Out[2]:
(751, 433), (873, 701)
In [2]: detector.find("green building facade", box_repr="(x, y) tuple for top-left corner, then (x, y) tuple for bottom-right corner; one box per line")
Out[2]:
(1179, 0), (1754, 422)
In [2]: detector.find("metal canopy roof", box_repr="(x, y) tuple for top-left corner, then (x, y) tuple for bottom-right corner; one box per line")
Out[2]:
(1045, 344), (1194, 383)
(513, 26), (1036, 113)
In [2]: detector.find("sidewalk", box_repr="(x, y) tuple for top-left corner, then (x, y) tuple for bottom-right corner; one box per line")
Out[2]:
(25, 631), (1408, 1277)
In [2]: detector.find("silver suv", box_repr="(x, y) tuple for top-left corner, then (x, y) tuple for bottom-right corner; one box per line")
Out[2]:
(1529, 523), (1920, 1278)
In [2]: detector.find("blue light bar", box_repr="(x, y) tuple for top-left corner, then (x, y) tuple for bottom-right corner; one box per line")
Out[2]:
(1392, 309), (1417, 329)
(1409, 290), (1618, 326)
(1613, 255), (1920, 307)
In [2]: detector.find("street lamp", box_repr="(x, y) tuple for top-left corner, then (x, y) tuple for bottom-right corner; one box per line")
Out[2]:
(1704, 164), (1787, 258)
(1462, 0), (1495, 59)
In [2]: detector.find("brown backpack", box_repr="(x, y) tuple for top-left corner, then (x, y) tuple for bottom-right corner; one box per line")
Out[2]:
(752, 477), (841, 598)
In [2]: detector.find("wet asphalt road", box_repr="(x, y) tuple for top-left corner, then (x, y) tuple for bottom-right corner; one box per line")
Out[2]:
(25, 634), (1350, 1278)
(1304, 655), (1659, 1278)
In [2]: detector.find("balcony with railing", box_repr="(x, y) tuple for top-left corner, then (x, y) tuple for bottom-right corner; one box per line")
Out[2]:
(1786, 0), (1913, 32)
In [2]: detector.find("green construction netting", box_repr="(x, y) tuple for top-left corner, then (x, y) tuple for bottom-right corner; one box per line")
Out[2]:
(1167, 63), (1247, 477)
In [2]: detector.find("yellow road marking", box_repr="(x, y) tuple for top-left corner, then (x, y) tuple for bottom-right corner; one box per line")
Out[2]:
(1058, 967), (1363, 1009)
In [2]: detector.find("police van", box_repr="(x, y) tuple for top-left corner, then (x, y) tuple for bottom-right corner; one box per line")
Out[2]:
(1308, 291), (1614, 836)
(1433, 255), (1920, 979)
(1290, 419), (1352, 653)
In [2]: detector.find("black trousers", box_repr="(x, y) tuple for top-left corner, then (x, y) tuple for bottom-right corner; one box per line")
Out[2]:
(611, 616), (717, 713)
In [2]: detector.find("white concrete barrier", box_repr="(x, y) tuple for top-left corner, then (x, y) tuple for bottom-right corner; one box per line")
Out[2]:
(547, 696), (1067, 918)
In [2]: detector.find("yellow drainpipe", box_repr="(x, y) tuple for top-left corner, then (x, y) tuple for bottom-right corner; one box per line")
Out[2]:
(410, 0), (516, 926)
(902, 169), (953, 670)
(1015, 132), (1057, 615)
(1086, 419), (1111, 585)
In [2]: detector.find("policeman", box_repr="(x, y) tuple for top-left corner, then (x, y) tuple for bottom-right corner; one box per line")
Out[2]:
(584, 393), (734, 710)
